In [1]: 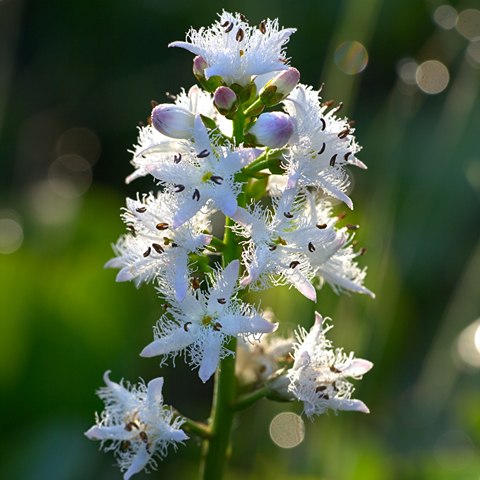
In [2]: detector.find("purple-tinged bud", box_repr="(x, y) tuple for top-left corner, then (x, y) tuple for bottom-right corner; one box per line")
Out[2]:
(193, 56), (223, 93)
(214, 86), (239, 116)
(193, 55), (208, 77)
(249, 112), (295, 148)
(151, 104), (195, 139)
(260, 68), (300, 107)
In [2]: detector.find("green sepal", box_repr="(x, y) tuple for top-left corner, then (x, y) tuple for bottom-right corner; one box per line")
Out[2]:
(246, 175), (269, 201)
(200, 114), (217, 130)
(266, 157), (286, 175)
(195, 75), (223, 93)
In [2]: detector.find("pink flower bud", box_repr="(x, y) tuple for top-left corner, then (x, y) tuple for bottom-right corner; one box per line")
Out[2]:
(193, 56), (208, 78)
(151, 104), (195, 139)
(260, 68), (300, 107)
(213, 86), (238, 116)
(249, 112), (295, 148)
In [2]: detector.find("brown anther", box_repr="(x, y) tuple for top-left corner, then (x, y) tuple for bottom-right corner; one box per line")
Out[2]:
(344, 152), (351, 161)
(152, 243), (164, 254)
(156, 223), (169, 230)
(127, 225), (136, 235)
(174, 184), (185, 193)
(213, 322), (223, 331)
(121, 441), (131, 451)
(338, 128), (350, 139)
(146, 443), (152, 455)
(139, 431), (148, 443)
(174, 153), (182, 164)
(321, 100), (335, 108)
(221, 21), (230, 27)
(138, 121), (146, 127)
(136, 207), (147, 213)
(330, 365), (342, 373)
(315, 385), (327, 392)
(217, 298), (227, 304)
(346, 224), (359, 230)
(171, 242), (178, 248)
(259, 20), (266, 34)
(318, 83), (325, 94)
(191, 277), (200, 290)
(197, 149), (210, 158)
(284, 211), (293, 219)
(125, 421), (139, 431)
(183, 322), (192, 332)
(348, 120), (355, 126)
(289, 261), (300, 269)
(192, 189), (201, 201)
(162, 303), (169, 309)
(320, 118), (326, 131)
(143, 247), (151, 258)
(332, 381), (338, 392)
(316, 223), (327, 229)
(147, 117), (152, 125)
(236, 28), (244, 42)
(279, 58), (288, 63)
(308, 242), (316, 252)
(210, 176), (223, 185)
(151, 100), (159, 108)
(240, 14), (247, 22)
(269, 244), (277, 251)
(330, 154), (337, 167)
(319, 393), (330, 400)
(318, 142), (326, 155)
(359, 247), (367, 255)
(336, 211), (347, 220)
(225, 22), (234, 33)
(166, 92), (177, 101)
(333, 102), (343, 114)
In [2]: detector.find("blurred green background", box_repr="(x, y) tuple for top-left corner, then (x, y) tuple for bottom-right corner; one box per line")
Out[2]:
(1, 0), (480, 478)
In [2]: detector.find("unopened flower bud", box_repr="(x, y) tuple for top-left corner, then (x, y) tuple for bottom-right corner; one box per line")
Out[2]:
(265, 373), (295, 402)
(151, 104), (195, 139)
(249, 112), (295, 148)
(260, 68), (300, 107)
(214, 86), (239, 116)
(193, 55), (208, 77)
(193, 56), (223, 93)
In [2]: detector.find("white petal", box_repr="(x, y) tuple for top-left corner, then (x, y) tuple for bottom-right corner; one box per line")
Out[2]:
(322, 270), (375, 297)
(165, 426), (189, 443)
(293, 350), (310, 370)
(85, 425), (130, 441)
(124, 446), (152, 480)
(341, 359), (373, 377)
(285, 270), (317, 301)
(146, 377), (164, 405)
(221, 314), (278, 336)
(175, 255), (189, 302)
(217, 191), (237, 218)
(173, 200), (206, 229)
(140, 329), (195, 357)
(198, 336), (222, 383)
(314, 312), (323, 328)
(330, 398), (370, 414)
(104, 257), (125, 269)
(116, 267), (135, 282)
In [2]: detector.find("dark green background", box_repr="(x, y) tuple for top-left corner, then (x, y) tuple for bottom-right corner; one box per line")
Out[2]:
(1, 0), (480, 478)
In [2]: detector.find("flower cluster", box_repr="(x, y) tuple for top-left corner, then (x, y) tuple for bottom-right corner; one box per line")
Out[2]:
(87, 11), (374, 478)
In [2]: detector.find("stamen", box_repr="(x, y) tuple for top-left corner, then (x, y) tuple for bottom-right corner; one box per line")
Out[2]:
(174, 184), (185, 193)
(352, 240), (359, 247)
(191, 277), (200, 289)
(289, 261), (300, 269)
(151, 100), (159, 108)
(319, 393), (330, 400)
(147, 117), (152, 125)
(127, 225), (136, 235)
(210, 176), (224, 185)
(320, 118), (326, 131)
(239, 50), (244, 56)
(156, 223), (169, 230)
(136, 207), (146, 213)
(269, 244), (277, 251)
(162, 303), (169, 309)
(240, 14), (247, 22)
(192, 189), (201, 201)
(221, 21), (230, 27)
(217, 298), (227, 304)
(139, 432), (148, 443)
(171, 243), (178, 248)
(359, 247), (367, 255)
(138, 121), (146, 127)
(346, 224), (359, 230)
(213, 322), (223, 331)
(143, 247), (151, 257)
(330, 365), (342, 373)
(348, 120), (355, 126)
(315, 385), (327, 392)
(330, 154), (337, 167)
(308, 242), (316, 252)
(284, 211), (293, 218)
(121, 441), (131, 451)
(338, 128), (350, 139)
(333, 102), (343, 114)
(152, 243), (164, 254)
(316, 223), (327, 229)
(174, 153), (182, 164)
(184, 322), (192, 332)
(236, 28), (244, 42)
(197, 149), (210, 158)
(318, 83), (325, 94)
(259, 20), (266, 34)
(166, 92), (177, 101)
(344, 152), (351, 161)
(336, 211), (347, 220)
(225, 23), (234, 33)
(318, 142), (326, 155)
(163, 237), (171, 245)
(321, 100), (335, 108)
(125, 421), (139, 431)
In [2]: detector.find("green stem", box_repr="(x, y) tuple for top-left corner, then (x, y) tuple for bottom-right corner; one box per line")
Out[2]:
(178, 415), (213, 440)
(231, 387), (268, 412)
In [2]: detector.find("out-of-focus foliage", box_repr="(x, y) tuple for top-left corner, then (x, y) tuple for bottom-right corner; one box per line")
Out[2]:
(1, 0), (480, 479)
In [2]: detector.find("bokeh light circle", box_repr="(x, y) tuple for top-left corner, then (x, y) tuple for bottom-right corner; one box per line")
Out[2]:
(48, 155), (93, 198)
(434, 5), (458, 30)
(397, 58), (419, 85)
(456, 9), (480, 40)
(416, 61), (449, 94)
(467, 40), (480, 66)
(334, 41), (368, 75)
(269, 412), (305, 448)
(456, 318), (480, 368)
(56, 128), (101, 165)
(0, 218), (23, 254)
(434, 430), (474, 471)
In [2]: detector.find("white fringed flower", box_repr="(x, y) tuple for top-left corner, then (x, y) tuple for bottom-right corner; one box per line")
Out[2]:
(144, 115), (258, 228)
(141, 260), (278, 383)
(126, 86), (219, 184)
(170, 11), (296, 86)
(287, 312), (373, 418)
(85, 372), (188, 480)
(282, 84), (367, 209)
(231, 191), (335, 301)
(104, 192), (212, 302)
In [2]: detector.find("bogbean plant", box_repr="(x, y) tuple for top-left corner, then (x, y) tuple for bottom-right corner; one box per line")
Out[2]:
(85, 11), (375, 480)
